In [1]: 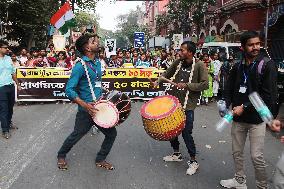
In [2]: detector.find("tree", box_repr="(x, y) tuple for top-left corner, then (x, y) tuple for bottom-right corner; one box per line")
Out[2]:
(155, 0), (216, 37)
(0, 0), (59, 49)
(61, 0), (116, 12)
(155, 13), (170, 35)
(115, 6), (150, 48)
(0, 0), (103, 50)
(61, 0), (97, 12)
(74, 11), (99, 31)
(113, 31), (130, 49)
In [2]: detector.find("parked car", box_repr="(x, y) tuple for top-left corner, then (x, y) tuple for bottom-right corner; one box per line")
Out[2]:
(201, 42), (242, 60)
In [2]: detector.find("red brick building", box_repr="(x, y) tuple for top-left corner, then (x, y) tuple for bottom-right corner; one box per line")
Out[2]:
(144, 0), (169, 36)
(143, 0), (284, 61)
(198, 0), (267, 41)
(199, 0), (284, 61)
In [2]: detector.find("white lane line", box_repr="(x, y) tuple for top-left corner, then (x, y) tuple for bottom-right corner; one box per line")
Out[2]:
(40, 175), (57, 189)
(0, 104), (71, 171)
(0, 105), (76, 189)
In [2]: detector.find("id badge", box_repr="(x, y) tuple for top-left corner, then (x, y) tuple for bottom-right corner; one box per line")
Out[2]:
(239, 85), (247, 93)
(95, 81), (102, 88)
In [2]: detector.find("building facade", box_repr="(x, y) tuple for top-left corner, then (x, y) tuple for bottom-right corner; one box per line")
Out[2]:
(203, 0), (284, 61)
(144, 0), (169, 36)
(143, 0), (284, 61)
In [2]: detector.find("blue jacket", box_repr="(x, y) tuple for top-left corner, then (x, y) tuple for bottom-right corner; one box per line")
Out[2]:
(65, 56), (102, 111)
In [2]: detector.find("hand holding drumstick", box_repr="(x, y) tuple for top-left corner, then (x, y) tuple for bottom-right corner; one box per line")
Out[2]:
(148, 76), (178, 88)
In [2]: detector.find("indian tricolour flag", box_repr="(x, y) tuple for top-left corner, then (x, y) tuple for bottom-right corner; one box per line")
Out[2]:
(50, 1), (76, 35)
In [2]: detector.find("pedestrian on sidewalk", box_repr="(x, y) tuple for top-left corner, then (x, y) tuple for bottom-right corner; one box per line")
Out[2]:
(57, 34), (117, 171)
(220, 31), (279, 189)
(0, 40), (21, 139)
(153, 41), (208, 175)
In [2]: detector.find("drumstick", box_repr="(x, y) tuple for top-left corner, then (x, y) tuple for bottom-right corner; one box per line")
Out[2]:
(102, 86), (110, 93)
(147, 77), (177, 87)
(159, 76), (178, 86)
(147, 78), (155, 87)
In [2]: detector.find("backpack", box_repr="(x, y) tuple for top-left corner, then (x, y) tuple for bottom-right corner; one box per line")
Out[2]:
(257, 57), (270, 75)
(256, 57), (280, 116)
(237, 57), (279, 116)
(236, 57), (269, 83)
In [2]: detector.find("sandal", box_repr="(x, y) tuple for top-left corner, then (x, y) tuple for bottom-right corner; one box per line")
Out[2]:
(2, 132), (10, 139)
(95, 161), (114, 170)
(57, 158), (68, 170)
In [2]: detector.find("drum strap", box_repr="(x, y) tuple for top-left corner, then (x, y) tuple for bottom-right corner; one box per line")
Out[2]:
(76, 58), (97, 102)
(170, 58), (196, 109)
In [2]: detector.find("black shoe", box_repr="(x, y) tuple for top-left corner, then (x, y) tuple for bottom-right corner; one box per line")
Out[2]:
(2, 132), (11, 139)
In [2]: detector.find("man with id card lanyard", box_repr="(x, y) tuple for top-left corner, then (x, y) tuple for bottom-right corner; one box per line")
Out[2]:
(57, 34), (117, 171)
(220, 31), (278, 189)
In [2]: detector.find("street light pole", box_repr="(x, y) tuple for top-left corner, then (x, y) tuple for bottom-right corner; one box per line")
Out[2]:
(264, 0), (270, 48)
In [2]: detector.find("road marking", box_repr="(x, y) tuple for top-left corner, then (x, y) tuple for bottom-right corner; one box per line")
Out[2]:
(0, 105), (75, 189)
(40, 174), (57, 189)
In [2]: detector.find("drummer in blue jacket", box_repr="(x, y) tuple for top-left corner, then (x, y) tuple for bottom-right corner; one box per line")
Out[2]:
(57, 34), (117, 171)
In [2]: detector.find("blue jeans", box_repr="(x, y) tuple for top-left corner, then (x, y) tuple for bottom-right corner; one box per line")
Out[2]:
(0, 84), (15, 133)
(57, 110), (117, 162)
(170, 110), (196, 158)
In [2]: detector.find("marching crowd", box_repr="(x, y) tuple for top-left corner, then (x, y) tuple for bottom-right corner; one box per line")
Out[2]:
(8, 42), (236, 105)
(10, 44), (76, 69)
(1, 30), (283, 189)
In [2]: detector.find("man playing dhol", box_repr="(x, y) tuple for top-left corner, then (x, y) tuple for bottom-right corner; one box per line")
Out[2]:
(57, 34), (117, 171)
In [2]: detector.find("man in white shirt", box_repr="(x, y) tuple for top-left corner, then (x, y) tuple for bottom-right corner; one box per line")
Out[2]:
(18, 48), (28, 66)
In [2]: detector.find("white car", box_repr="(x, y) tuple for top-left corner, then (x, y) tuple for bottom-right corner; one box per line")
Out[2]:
(201, 42), (242, 60)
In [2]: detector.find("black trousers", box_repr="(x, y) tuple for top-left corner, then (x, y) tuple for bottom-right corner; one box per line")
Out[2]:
(0, 84), (15, 133)
(57, 110), (117, 162)
(170, 110), (196, 158)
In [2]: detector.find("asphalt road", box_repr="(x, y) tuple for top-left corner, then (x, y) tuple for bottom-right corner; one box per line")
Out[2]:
(0, 102), (283, 189)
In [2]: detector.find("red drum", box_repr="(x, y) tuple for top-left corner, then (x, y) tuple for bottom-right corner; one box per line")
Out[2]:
(93, 90), (131, 128)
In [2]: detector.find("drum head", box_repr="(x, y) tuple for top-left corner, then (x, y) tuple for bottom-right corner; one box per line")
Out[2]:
(141, 95), (180, 120)
(103, 90), (131, 125)
(93, 101), (119, 128)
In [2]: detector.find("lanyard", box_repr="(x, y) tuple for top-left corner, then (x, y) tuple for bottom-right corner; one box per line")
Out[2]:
(242, 61), (256, 84)
(85, 61), (100, 81)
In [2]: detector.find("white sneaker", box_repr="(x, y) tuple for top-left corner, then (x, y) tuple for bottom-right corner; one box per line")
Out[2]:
(186, 161), (199, 175)
(220, 178), (247, 189)
(163, 153), (183, 162)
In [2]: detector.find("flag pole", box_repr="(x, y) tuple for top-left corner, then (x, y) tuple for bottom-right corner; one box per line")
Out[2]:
(69, 0), (75, 46)
(264, 0), (270, 49)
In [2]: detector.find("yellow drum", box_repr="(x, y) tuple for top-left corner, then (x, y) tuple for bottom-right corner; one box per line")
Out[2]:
(140, 95), (186, 141)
